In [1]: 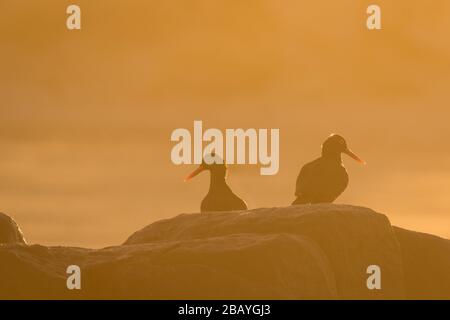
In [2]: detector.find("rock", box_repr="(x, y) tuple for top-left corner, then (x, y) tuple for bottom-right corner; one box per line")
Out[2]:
(0, 212), (26, 245)
(394, 227), (450, 299)
(83, 233), (337, 299)
(125, 204), (406, 299)
(0, 205), (448, 299)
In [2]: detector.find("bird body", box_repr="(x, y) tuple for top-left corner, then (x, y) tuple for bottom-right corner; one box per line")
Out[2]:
(292, 134), (364, 205)
(200, 173), (247, 212)
(293, 157), (348, 204)
(185, 155), (247, 213)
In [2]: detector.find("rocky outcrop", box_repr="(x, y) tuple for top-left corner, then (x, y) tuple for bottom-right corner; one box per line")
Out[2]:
(83, 233), (337, 299)
(0, 205), (448, 299)
(394, 227), (450, 300)
(125, 205), (406, 299)
(0, 212), (26, 245)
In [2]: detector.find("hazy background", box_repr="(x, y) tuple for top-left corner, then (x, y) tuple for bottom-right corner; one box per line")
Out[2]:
(0, 0), (449, 248)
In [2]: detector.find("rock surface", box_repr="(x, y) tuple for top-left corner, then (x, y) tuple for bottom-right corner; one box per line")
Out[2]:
(125, 205), (406, 299)
(0, 205), (449, 299)
(394, 227), (450, 300)
(0, 212), (26, 245)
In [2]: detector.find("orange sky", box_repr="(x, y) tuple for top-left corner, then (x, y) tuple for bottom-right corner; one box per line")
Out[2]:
(0, 0), (449, 247)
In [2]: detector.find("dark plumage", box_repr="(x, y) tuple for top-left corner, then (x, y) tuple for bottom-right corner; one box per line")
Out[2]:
(185, 155), (247, 213)
(292, 134), (365, 205)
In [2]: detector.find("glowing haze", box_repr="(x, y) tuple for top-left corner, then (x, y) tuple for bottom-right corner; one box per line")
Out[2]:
(0, 0), (449, 247)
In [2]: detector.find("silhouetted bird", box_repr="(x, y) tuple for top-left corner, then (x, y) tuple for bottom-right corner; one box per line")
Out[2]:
(185, 155), (247, 213)
(292, 134), (365, 205)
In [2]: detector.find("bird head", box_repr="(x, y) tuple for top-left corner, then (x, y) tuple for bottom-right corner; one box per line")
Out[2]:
(322, 134), (366, 165)
(184, 153), (227, 182)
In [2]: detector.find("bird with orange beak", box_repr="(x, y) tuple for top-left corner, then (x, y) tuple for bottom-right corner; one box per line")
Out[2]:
(292, 134), (365, 205)
(185, 154), (248, 213)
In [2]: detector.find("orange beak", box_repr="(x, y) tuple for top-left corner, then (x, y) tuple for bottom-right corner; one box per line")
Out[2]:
(184, 165), (206, 182)
(344, 148), (366, 165)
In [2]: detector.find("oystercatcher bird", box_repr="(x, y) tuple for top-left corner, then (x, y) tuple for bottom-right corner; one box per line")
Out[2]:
(292, 134), (365, 205)
(185, 154), (247, 213)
